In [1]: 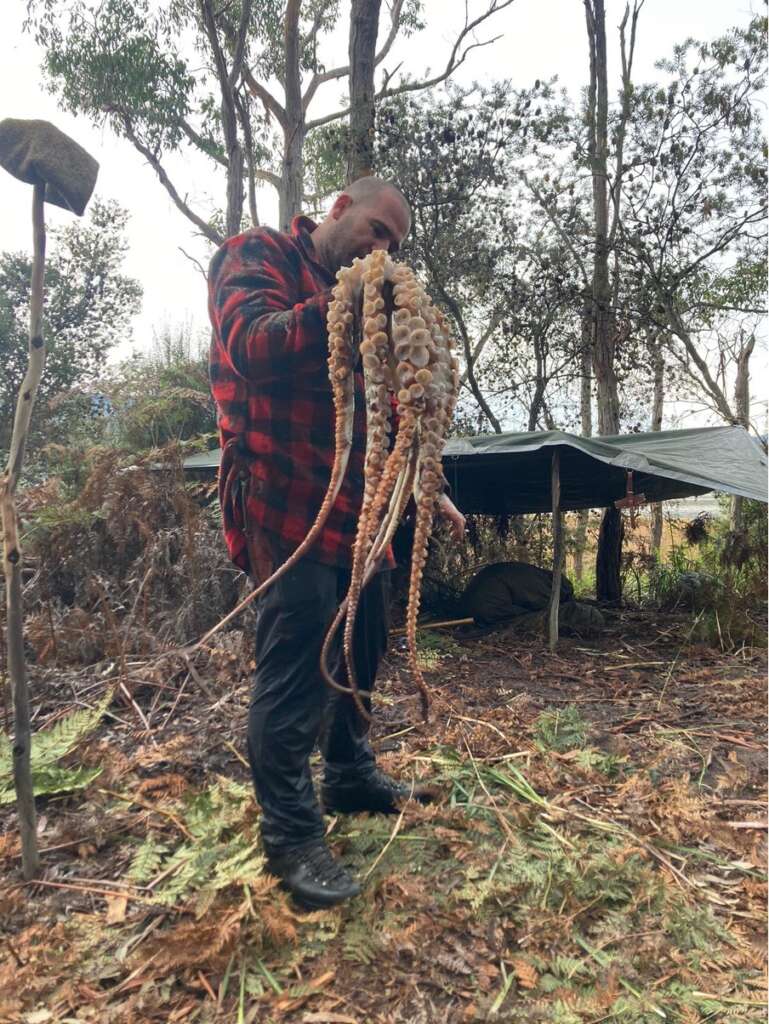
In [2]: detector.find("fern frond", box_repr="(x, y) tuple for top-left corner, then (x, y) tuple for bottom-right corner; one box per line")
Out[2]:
(127, 834), (169, 883)
(31, 690), (113, 771)
(342, 920), (382, 965)
(210, 842), (265, 890)
(0, 690), (112, 793)
(0, 764), (102, 805)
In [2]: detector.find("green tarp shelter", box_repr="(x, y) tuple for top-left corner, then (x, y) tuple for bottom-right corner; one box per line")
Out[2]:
(185, 425), (767, 513)
(184, 424), (766, 648)
(441, 425), (767, 514)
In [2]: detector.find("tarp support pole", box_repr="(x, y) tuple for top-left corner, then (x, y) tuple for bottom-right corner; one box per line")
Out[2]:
(548, 449), (564, 652)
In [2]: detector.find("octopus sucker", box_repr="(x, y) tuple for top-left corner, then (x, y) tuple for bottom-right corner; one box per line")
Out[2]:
(317, 251), (458, 723)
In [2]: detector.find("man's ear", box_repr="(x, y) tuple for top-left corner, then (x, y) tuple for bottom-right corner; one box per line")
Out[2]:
(331, 193), (353, 220)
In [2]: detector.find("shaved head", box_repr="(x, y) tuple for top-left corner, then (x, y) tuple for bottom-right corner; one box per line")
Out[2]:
(344, 176), (411, 226)
(312, 176), (411, 273)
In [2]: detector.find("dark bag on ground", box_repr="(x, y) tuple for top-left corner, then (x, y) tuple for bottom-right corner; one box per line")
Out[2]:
(460, 560), (604, 635)
(461, 561), (574, 624)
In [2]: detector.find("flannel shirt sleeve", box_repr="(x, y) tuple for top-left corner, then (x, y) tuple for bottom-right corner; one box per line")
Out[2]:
(209, 228), (332, 383)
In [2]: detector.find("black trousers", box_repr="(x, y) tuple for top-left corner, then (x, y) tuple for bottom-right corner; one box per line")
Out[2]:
(247, 558), (391, 853)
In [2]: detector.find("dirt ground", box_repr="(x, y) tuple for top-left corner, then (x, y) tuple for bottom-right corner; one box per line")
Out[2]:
(1, 606), (767, 1023)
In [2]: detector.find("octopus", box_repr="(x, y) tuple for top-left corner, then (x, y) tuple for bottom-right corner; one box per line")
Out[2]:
(198, 249), (458, 721)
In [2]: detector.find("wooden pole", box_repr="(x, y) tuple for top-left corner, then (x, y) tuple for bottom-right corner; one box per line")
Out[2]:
(548, 449), (563, 652)
(1, 181), (46, 879)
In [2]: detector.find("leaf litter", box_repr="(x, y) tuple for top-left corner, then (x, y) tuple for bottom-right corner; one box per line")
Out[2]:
(0, 606), (766, 1023)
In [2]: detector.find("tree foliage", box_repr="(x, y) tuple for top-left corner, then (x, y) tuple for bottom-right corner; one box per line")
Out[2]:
(0, 197), (142, 449)
(21, 5), (768, 444)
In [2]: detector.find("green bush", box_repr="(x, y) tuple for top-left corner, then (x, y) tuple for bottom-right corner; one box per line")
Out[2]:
(644, 499), (767, 649)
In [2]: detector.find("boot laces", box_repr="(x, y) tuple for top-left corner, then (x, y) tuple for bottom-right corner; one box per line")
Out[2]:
(367, 767), (408, 799)
(299, 842), (350, 887)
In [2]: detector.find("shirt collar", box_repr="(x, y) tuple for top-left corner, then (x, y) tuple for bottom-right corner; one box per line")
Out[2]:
(291, 215), (334, 283)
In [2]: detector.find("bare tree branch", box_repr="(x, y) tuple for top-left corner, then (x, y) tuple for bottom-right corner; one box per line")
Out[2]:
(519, 170), (590, 288)
(253, 167), (281, 189)
(242, 68), (288, 128)
(226, 0), (251, 89)
(665, 301), (736, 422)
(123, 119), (223, 246)
(306, 0), (516, 131)
(180, 118), (227, 167)
(235, 89), (259, 226)
(458, 311), (504, 387)
(178, 246), (208, 277)
(301, 8), (326, 52)
(302, 0), (405, 113)
(608, 0), (644, 313)
(425, 263), (502, 433)
(199, 0), (232, 104)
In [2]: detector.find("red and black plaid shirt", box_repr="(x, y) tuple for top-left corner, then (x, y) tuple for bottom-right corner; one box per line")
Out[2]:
(208, 216), (370, 573)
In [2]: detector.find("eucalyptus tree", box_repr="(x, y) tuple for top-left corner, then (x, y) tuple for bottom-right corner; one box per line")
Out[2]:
(619, 13), (767, 428)
(366, 79), (587, 434)
(0, 198), (142, 451)
(28, 0), (516, 239)
(347, 0), (383, 182)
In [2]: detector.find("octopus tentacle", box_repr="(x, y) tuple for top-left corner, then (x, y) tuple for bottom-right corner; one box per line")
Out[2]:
(340, 252), (394, 701)
(319, 409), (418, 720)
(189, 247), (459, 718)
(323, 255), (459, 724)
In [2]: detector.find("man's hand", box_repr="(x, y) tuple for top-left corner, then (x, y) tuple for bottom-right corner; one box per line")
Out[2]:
(436, 493), (466, 544)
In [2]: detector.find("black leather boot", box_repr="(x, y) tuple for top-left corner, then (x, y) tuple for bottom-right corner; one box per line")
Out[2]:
(321, 765), (439, 815)
(266, 839), (361, 910)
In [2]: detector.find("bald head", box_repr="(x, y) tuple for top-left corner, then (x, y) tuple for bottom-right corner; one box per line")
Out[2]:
(311, 176), (411, 274)
(344, 176), (411, 223)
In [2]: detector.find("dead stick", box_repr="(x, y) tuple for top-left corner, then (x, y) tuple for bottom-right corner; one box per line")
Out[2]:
(389, 617), (474, 635)
(197, 971), (217, 1002)
(24, 878), (140, 901)
(547, 449), (563, 652)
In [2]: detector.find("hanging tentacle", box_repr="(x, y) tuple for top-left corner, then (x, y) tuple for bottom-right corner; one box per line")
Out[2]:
(334, 254), (458, 722)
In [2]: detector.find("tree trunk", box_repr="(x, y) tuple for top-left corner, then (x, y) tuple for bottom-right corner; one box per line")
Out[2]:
(1, 183), (47, 880)
(199, 0), (250, 238)
(223, 115), (244, 238)
(280, 0), (305, 230)
(585, 0), (618, 437)
(347, 0), (383, 183)
(650, 333), (664, 556)
(585, 0), (622, 601)
(596, 504), (623, 603)
(573, 302), (593, 582)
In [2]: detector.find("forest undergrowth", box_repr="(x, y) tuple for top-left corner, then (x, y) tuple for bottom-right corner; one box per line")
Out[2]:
(1, 607), (766, 1023)
(0, 448), (766, 1022)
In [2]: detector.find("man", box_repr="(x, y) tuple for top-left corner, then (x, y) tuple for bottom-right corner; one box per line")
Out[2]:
(208, 177), (465, 909)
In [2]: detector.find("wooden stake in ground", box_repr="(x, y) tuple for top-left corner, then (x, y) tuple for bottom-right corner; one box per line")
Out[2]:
(0, 118), (98, 880)
(547, 449), (563, 652)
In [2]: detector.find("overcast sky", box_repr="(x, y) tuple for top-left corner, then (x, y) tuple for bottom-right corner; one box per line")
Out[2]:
(0, 0), (760, 366)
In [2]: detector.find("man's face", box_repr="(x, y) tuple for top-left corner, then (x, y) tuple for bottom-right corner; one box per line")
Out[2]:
(327, 191), (411, 271)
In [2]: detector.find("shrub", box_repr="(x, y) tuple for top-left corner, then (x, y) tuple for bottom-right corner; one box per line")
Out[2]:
(644, 498), (767, 649)
(18, 442), (246, 663)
